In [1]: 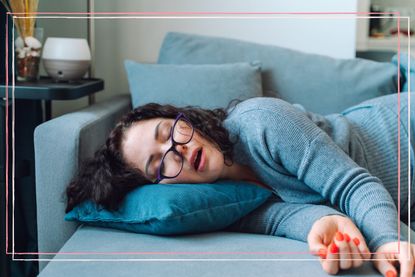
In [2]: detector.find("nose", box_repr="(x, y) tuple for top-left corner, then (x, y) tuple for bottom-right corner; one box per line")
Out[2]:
(175, 144), (188, 156)
(160, 142), (188, 160)
(174, 144), (189, 163)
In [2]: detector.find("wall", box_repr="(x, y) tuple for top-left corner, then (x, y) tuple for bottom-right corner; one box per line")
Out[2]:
(37, 0), (88, 117)
(38, 0), (358, 118)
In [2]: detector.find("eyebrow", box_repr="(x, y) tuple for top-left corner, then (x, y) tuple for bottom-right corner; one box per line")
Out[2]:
(145, 120), (162, 177)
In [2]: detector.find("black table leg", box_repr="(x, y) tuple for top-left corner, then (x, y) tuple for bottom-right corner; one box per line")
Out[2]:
(44, 100), (51, 121)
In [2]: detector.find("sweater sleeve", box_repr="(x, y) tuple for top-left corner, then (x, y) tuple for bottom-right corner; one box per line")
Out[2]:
(234, 98), (403, 251)
(300, 131), (401, 251)
(225, 194), (346, 242)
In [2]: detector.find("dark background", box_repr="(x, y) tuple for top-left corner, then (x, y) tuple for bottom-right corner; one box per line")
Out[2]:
(1, 5), (11, 277)
(1, 5), (39, 277)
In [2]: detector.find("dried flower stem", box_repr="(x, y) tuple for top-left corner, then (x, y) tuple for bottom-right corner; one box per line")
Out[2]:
(2, 0), (39, 39)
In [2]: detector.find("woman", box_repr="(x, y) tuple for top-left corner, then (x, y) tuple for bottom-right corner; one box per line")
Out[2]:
(66, 92), (415, 277)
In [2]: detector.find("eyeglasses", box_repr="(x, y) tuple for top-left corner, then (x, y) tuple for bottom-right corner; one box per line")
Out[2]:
(154, 112), (194, 184)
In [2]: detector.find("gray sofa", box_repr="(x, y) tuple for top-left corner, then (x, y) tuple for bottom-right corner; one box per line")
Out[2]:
(33, 94), (414, 277)
(34, 33), (414, 276)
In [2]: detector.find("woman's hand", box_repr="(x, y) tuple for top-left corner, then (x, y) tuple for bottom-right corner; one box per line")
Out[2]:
(307, 215), (371, 275)
(372, 241), (415, 277)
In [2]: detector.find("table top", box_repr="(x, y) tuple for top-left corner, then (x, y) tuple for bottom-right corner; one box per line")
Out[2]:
(0, 76), (104, 100)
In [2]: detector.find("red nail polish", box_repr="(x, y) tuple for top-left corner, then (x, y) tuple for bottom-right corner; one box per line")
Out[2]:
(318, 248), (327, 259)
(336, 231), (344, 241)
(386, 270), (396, 277)
(330, 242), (339, 254)
(353, 237), (360, 246)
(344, 233), (351, 242)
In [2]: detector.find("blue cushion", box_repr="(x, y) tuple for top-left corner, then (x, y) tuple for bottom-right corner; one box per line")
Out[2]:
(64, 180), (272, 235)
(158, 32), (402, 115)
(124, 60), (262, 109)
(391, 53), (415, 93)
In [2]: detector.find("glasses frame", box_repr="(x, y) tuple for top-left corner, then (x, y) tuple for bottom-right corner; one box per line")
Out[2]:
(154, 112), (194, 184)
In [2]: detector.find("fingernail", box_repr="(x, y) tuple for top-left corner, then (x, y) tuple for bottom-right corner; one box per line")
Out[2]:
(336, 231), (344, 241)
(344, 233), (351, 242)
(386, 270), (396, 277)
(318, 248), (327, 259)
(353, 237), (360, 246)
(330, 242), (339, 254)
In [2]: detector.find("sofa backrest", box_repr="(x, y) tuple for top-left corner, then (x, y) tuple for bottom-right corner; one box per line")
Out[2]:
(158, 32), (401, 115)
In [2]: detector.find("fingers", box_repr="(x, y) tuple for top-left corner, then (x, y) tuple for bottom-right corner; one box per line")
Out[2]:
(321, 241), (340, 275)
(335, 231), (352, 270)
(373, 256), (397, 277)
(373, 242), (413, 277)
(307, 231), (327, 257)
(317, 231), (368, 274)
(339, 216), (371, 261)
(398, 243), (414, 277)
(307, 229), (332, 273)
(338, 231), (369, 269)
(352, 235), (371, 260)
(342, 233), (363, 268)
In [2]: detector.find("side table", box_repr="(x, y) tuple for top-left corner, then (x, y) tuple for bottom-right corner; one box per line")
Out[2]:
(0, 77), (104, 277)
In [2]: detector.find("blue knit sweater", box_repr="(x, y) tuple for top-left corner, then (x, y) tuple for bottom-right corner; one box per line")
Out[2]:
(223, 93), (412, 251)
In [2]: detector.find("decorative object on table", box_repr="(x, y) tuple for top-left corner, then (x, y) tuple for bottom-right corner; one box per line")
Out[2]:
(42, 37), (91, 82)
(1, 0), (42, 81)
(369, 3), (415, 39)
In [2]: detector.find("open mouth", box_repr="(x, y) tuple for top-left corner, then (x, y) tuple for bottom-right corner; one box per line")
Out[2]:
(194, 148), (203, 171)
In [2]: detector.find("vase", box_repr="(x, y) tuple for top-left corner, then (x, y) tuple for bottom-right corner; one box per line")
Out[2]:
(15, 27), (43, 82)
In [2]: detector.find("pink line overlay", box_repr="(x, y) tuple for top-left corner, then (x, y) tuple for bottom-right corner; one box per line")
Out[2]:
(3, 11), (405, 258)
(5, 9), (9, 257)
(7, 11), (401, 15)
(13, 251), (399, 255)
(397, 15), (401, 254)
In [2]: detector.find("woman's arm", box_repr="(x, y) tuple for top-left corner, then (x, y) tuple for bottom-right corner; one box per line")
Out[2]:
(225, 194), (345, 241)
(228, 98), (405, 252)
(225, 194), (371, 274)
(293, 129), (400, 251)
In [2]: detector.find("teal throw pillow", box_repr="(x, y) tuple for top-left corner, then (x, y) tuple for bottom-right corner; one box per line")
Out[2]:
(65, 180), (272, 235)
(158, 32), (402, 115)
(124, 60), (263, 109)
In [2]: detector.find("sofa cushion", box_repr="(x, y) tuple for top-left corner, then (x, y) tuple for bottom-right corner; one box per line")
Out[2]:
(158, 32), (402, 115)
(124, 60), (263, 109)
(65, 180), (272, 235)
(392, 53), (415, 93)
(38, 225), (384, 277)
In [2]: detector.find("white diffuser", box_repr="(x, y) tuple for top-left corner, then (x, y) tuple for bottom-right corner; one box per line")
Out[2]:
(42, 37), (91, 81)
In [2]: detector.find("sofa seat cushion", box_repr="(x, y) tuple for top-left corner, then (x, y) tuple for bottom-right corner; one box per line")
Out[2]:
(39, 225), (382, 277)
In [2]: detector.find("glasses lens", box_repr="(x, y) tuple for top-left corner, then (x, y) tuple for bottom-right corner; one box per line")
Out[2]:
(160, 151), (183, 178)
(173, 118), (193, 144)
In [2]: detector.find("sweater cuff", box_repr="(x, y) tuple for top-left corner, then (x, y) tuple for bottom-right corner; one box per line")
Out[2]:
(283, 206), (345, 242)
(370, 230), (408, 252)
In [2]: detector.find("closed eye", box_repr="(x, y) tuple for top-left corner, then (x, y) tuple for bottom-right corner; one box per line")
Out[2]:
(167, 126), (172, 141)
(161, 121), (173, 142)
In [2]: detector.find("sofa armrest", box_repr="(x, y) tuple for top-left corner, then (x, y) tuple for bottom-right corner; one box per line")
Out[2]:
(34, 94), (131, 270)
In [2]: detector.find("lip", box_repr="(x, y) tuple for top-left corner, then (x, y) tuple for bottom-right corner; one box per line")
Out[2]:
(197, 148), (206, 172)
(190, 147), (200, 170)
(190, 147), (205, 172)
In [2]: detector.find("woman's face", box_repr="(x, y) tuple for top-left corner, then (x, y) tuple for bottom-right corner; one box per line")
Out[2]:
(121, 117), (227, 184)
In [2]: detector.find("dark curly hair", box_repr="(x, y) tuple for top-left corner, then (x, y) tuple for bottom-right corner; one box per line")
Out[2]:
(65, 103), (236, 213)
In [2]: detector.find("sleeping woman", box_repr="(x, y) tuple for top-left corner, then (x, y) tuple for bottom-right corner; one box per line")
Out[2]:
(65, 92), (415, 277)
